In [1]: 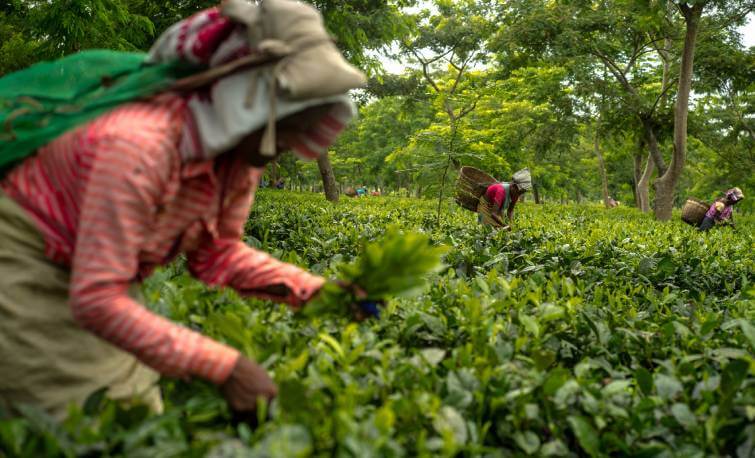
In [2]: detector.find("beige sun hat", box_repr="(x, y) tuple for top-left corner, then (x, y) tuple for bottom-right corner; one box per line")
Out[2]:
(512, 168), (532, 191)
(221, 0), (367, 156)
(222, 0), (367, 98)
(148, 0), (367, 161)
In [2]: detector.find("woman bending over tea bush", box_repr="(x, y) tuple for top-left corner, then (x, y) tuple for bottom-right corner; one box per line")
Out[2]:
(478, 168), (532, 229)
(699, 187), (745, 231)
(0, 1), (373, 420)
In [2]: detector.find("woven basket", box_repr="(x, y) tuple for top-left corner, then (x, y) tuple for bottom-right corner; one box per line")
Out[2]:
(681, 197), (709, 226)
(455, 166), (497, 211)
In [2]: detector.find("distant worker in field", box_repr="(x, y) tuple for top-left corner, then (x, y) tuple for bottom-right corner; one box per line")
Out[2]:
(606, 196), (619, 208)
(356, 185), (368, 197)
(698, 187), (744, 231)
(479, 168), (532, 229)
(0, 0), (374, 420)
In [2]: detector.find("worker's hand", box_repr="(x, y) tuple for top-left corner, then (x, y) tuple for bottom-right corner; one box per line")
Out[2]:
(490, 213), (505, 227)
(335, 280), (383, 321)
(353, 299), (382, 321)
(220, 356), (278, 413)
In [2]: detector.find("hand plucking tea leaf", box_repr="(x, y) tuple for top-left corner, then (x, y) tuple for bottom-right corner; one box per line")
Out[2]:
(305, 227), (448, 319)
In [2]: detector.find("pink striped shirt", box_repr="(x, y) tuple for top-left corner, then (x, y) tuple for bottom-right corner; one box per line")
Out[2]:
(1, 94), (325, 384)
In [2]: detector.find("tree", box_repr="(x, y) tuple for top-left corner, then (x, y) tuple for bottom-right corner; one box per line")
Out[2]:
(304, 0), (417, 202)
(379, 64), (580, 202)
(653, 0), (753, 219)
(396, 0), (496, 219)
(652, 2), (701, 220)
(594, 126), (611, 207)
(331, 95), (433, 192)
(491, 0), (676, 212)
(317, 152), (339, 202)
(310, 0), (417, 74)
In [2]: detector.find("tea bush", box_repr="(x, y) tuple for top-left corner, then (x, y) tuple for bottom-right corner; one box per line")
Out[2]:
(1, 191), (752, 457)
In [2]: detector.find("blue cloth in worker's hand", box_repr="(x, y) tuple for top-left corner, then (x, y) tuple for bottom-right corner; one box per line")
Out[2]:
(358, 301), (381, 319)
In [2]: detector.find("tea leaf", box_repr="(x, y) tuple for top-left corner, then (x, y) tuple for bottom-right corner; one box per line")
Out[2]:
(567, 415), (599, 457)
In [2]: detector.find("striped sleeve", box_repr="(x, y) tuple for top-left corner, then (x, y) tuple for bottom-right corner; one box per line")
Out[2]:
(186, 167), (325, 308)
(188, 240), (326, 308)
(69, 131), (238, 384)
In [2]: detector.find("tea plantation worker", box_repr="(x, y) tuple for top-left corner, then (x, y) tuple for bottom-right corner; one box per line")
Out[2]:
(0, 0), (369, 419)
(698, 187), (745, 231)
(479, 168), (532, 229)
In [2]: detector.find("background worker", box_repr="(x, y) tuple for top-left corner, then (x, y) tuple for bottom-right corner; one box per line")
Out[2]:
(699, 187), (744, 231)
(479, 168), (532, 229)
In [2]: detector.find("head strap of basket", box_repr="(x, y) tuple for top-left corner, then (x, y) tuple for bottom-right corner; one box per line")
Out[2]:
(148, 0), (367, 161)
(512, 168), (532, 191)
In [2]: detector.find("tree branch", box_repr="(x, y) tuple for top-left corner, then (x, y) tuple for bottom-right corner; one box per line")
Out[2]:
(410, 47), (441, 94)
(457, 97), (480, 119)
(592, 49), (638, 98)
(650, 78), (678, 115)
(448, 54), (472, 96)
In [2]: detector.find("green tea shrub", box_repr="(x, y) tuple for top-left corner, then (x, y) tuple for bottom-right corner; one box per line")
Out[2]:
(1, 190), (752, 457)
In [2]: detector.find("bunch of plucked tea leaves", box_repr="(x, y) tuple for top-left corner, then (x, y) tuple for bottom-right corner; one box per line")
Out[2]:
(304, 227), (448, 317)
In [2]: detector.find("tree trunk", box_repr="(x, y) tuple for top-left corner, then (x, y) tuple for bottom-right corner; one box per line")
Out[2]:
(437, 123), (459, 225)
(637, 153), (654, 213)
(436, 155), (452, 225)
(594, 129), (610, 207)
(633, 150), (643, 208)
(317, 152), (339, 203)
(641, 116), (667, 175)
(269, 160), (280, 184)
(654, 3), (703, 221)
(533, 183), (541, 204)
(659, 36), (673, 111)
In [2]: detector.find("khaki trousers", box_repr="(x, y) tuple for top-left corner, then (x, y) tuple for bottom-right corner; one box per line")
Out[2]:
(0, 192), (162, 419)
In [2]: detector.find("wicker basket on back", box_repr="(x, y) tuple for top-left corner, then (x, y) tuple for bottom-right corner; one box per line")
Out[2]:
(455, 166), (497, 211)
(681, 197), (709, 226)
